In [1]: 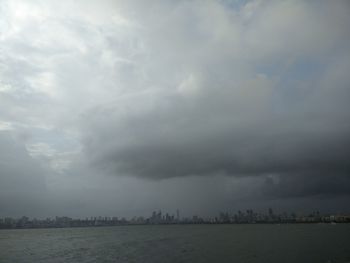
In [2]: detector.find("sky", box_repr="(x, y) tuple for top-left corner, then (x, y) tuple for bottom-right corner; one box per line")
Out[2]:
(0, 0), (350, 218)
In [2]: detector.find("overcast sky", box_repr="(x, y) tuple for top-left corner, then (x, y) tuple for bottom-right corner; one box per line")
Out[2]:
(1, 0), (350, 218)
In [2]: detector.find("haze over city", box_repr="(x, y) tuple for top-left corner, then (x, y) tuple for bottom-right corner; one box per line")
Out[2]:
(1, 0), (350, 219)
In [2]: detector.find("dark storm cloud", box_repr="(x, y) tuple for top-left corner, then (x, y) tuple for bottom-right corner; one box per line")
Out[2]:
(78, 1), (350, 200)
(83, 89), (350, 179)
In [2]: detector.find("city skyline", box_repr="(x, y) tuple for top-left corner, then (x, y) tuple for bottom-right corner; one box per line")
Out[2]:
(2, 207), (350, 230)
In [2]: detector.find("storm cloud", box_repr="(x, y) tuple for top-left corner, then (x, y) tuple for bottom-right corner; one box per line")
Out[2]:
(81, 1), (350, 184)
(1, 0), (350, 217)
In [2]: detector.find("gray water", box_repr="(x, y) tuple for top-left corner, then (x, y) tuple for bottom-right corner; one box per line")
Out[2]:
(0, 224), (349, 263)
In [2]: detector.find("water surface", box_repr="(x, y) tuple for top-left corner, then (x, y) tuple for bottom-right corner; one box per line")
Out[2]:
(1, 224), (349, 262)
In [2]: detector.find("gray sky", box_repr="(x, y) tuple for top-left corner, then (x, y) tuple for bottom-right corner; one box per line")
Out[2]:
(1, 0), (350, 218)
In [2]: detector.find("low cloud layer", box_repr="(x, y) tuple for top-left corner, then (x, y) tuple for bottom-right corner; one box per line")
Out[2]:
(0, 132), (48, 216)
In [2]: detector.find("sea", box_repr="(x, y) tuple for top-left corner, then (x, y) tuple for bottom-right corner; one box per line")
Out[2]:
(0, 224), (349, 263)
